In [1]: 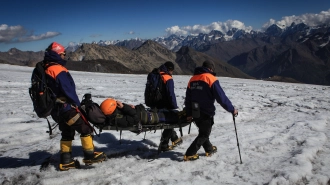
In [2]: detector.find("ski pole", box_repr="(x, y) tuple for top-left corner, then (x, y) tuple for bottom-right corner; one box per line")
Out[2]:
(233, 114), (242, 164)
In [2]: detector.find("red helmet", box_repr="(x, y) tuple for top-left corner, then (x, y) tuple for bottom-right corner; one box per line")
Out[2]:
(49, 42), (65, 55)
(100, 98), (117, 115)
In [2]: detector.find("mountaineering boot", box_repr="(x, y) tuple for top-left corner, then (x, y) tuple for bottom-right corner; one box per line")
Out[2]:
(183, 154), (199, 161)
(159, 137), (176, 152)
(205, 146), (217, 157)
(81, 134), (107, 165)
(171, 137), (183, 148)
(160, 144), (173, 152)
(59, 140), (80, 171)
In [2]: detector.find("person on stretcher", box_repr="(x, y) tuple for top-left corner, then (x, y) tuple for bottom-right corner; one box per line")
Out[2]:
(99, 98), (187, 130)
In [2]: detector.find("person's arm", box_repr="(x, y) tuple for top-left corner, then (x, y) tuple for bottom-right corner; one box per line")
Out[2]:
(117, 100), (136, 116)
(184, 85), (193, 122)
(184, 86), (192, 116)
(165, 79), (178, 109)
(57, 71), (80, 106)
(212, 81), (235, 113)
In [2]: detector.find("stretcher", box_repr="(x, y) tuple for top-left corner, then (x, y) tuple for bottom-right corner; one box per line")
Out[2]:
(95, 121), (192, 146)
(101, 122), (191, 132)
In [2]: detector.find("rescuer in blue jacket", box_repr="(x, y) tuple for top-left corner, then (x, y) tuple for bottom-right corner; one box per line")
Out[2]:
(156, 62), (183, 151)
(183, 60), (238, 161)
(44, 42), (106, 170)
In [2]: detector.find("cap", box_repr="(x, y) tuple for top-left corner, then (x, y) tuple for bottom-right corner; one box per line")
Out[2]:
(164, 61), (174, 71)
(203, 60), (215, 71)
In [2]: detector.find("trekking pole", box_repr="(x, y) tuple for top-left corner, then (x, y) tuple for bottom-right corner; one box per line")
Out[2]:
(233, 114), (242, 164)
(188, 122), (192, 134)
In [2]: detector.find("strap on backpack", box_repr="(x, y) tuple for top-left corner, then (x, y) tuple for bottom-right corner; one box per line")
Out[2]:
(74, 106), (100, 137)
(46, 117), (58, 136)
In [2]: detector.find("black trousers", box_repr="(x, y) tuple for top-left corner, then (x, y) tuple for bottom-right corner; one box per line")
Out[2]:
(59, 108), (93, 141)
(185, 113), (214, 156)
(161, 129), (178, 146)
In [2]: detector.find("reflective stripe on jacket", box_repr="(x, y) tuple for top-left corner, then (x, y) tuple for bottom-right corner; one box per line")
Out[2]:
(44, 50), (80, 112)
(185, 66), (234, 117)
(158, 65), (178, 109)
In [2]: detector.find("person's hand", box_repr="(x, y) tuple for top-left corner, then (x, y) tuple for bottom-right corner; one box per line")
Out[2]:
(187, 116), (193, 122)
(129, 104), (135, 109)
(116, 100), (124, 108)
(233, 109), (238, 117)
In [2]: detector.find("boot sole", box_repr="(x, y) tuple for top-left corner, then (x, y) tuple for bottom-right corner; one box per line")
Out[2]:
(205, 150), (217, 157)
(183, 157), (199, 161)
(59, 160), (81, 171)
(83, 154), (107, 165)
(171, 139), (183, 148)
(83, 159), (106, 165)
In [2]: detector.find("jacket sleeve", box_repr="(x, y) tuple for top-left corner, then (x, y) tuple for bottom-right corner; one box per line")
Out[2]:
(56, 71), (81, 106)
(212, 80), (235, 113)
(165, 79), (178, 109)
(120, 104), (137, 116)
(184, 86), (192, 117)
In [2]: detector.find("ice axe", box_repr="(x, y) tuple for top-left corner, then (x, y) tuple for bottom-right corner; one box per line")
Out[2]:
(233, 113), (242, 164)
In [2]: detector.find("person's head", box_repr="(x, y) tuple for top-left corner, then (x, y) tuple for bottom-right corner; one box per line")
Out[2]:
(202, 60), (215, 72)
(47, 42), (66, 59)
(164, 61), (174, 74)
(100, 98), (117, 116)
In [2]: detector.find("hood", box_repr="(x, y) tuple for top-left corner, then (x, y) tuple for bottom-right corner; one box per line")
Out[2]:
(159, 64), (171, 75)
(194, 66), (216, 76)
(43, 50), (67, 66)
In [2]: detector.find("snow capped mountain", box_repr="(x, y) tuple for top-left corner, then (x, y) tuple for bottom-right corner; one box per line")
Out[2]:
(153, 34), (185, 50)
(66, 42), (82, 53)
(95, 40), (120, 46)
(66, 23), (330, 53)
(265, 24), (283, 36)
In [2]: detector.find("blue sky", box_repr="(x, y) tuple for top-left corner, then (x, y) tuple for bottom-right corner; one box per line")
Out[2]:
(1, 0), (330, 52)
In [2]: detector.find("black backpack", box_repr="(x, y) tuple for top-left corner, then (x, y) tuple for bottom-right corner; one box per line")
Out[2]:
(80, 93), (106, 126)
(144, 68), (163, 107)
(29, 61), (56, 118)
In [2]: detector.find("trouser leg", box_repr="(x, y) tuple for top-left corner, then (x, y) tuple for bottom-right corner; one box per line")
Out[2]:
(170, 130), (179, 142)
(185, 116), (213, 156)
(60, 109), (105, 164)
(160, 129), (172, 146)
(61, 109), (93, 136)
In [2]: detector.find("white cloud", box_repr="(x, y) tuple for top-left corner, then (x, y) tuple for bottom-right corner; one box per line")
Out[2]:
(165, 20), (253, 36)
(262, 9), (330, 30)
(16, 32), (60, 42)
(0, 24), (60, 43)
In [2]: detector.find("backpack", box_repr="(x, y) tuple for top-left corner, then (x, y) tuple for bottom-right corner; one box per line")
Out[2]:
(144, 68), (163, 107)
(29, 61), (56, 118)
(80, 93), (106, 126)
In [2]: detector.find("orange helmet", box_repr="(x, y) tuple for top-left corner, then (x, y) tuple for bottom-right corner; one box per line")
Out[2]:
(100, 98), (117, 115)
(48, 42), (65, 55)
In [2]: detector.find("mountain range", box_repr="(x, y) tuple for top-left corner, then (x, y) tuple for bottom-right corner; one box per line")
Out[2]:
(0, 22), (329, 85)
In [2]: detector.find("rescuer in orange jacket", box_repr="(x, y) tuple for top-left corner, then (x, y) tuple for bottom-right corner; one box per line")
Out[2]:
(44, 42), (106, 170)
(183, 60), (238, 161)
(156, 62), (183, 151)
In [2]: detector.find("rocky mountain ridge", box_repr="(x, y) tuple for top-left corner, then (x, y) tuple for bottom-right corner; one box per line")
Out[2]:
(1, 23), (329, 85)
